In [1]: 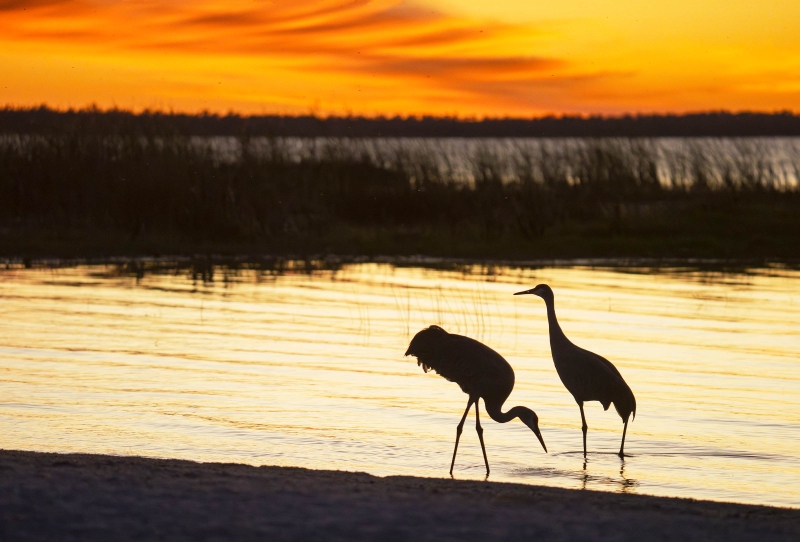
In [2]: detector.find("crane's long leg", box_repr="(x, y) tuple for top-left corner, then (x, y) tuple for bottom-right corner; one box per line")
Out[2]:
(618, 418), (629, 458)
(578, 402), (588, 458)
(450, 398), (475, 475)
(474, 400), (490, 476)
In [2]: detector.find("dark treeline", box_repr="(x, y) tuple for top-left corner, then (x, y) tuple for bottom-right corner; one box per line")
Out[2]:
(1, 131), (798, 259)
(3, 106), (800, 137)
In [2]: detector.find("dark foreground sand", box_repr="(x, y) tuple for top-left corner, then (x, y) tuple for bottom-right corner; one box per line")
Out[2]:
(1, 450), (798, 541)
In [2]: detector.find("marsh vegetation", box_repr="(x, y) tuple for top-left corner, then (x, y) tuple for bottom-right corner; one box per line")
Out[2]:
(1, 131), (798, 259)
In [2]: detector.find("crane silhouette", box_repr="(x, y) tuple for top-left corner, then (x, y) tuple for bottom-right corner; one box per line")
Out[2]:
(515, 284), (636, 458)
(404, 325), (547, 476)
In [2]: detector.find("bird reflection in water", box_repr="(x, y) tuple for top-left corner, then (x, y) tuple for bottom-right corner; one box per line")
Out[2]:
(618, 462), (638, 493)
(579, 457), (639, 493)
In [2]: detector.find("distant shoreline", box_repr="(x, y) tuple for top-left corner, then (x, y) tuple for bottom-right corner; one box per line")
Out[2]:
(2, 252), (799, 274)
(3, 227), (800, 263)
(1, 449), (798, 541)
(4, 107), (800, 137)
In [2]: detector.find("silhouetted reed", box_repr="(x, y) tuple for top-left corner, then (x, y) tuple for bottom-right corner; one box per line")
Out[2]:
(0, 130), (798, 258)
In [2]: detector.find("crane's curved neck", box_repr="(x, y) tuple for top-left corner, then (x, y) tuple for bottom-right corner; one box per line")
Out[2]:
(485, 402), (527, 424)
(543, 297), (569, 345)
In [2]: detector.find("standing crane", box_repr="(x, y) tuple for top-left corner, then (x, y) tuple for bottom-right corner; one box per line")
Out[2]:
(515, 284), (636, 458)
(404, 325), (547, 476)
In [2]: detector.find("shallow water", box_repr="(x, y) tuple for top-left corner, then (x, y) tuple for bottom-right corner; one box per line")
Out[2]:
(1, 261), (799, 507)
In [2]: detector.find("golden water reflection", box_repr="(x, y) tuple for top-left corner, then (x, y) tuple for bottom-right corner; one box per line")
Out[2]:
(1, 262), (798, 507)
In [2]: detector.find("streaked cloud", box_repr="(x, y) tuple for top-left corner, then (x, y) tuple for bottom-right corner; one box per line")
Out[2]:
(1, 0), (798, 115)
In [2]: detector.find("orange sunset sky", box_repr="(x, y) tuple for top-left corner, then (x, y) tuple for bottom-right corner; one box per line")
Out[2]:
(2, 0), (800, 117)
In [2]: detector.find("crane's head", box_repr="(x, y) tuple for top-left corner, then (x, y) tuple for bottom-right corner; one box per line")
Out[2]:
(519, 408), (547, 453)
(513, 283), (554, 305)
(404, 325), (448, 371)
(404, 325), (448, 356)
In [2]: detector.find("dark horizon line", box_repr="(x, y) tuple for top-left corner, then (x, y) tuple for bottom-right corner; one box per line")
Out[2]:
(3, 103), (799, 120)
(3, 105), (800, 137)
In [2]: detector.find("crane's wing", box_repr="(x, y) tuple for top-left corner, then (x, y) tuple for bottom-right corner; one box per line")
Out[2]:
(570, 346), (637, 422)
(577, 346), (624, 381)
(416, 334), (512, 397)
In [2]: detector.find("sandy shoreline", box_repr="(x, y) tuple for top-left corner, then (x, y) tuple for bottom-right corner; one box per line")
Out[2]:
(1, 450), (798, 541)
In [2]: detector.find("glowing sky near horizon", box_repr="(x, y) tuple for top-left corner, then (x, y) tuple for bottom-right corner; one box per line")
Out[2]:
(1, 1), (799, 117)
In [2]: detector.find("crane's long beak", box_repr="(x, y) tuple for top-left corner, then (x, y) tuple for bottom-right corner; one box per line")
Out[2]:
(535, 428), (547, 453)
(514, 288), (538, 296)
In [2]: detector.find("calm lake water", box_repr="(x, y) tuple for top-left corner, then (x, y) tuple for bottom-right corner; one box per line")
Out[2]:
(1, 261), (799, 508)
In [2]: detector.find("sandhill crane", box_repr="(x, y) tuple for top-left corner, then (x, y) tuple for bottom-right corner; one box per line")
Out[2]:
(404, 325), (547, 476)
(515, 284), (636, 458)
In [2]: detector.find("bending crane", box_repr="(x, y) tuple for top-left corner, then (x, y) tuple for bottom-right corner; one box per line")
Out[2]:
(405, 325), (547, 475)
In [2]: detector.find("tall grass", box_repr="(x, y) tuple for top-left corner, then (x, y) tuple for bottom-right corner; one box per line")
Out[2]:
(0, 132), (798, 258)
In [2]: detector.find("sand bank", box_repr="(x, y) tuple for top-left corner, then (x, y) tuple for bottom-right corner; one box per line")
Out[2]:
(1, 450), (798, 541)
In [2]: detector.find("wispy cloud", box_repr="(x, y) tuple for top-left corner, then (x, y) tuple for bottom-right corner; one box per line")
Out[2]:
(2, 0), (798, 115)
(0, 0), (583, 114)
